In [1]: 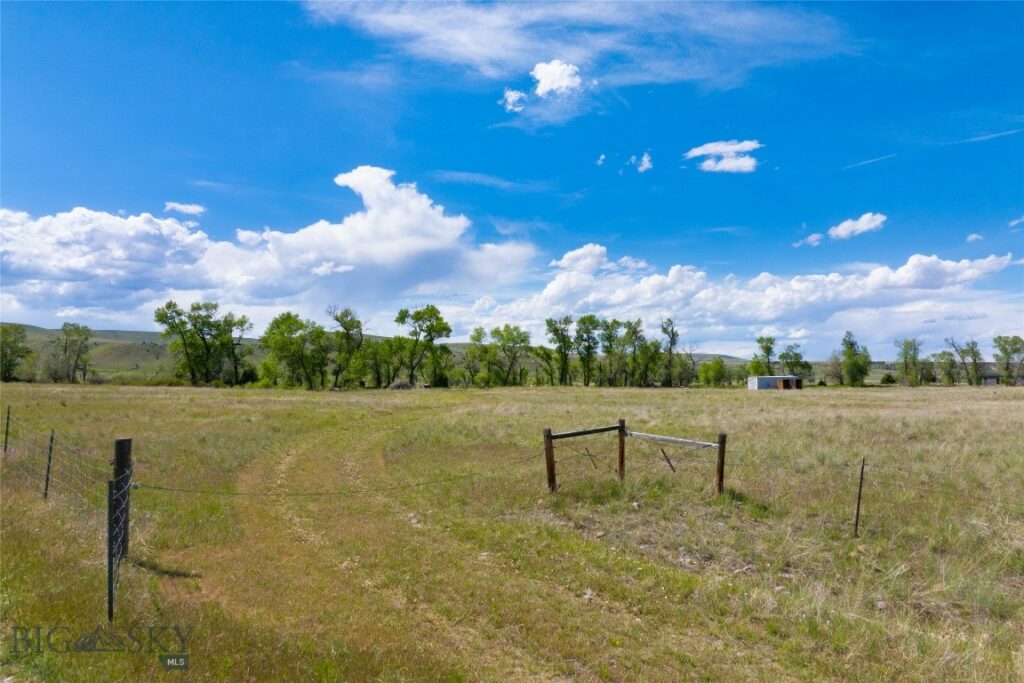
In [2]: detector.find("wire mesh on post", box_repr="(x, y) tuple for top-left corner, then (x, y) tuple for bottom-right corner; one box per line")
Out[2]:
(107, 439), (132, 622)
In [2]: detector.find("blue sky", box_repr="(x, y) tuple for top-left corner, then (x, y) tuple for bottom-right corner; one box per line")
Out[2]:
(1, 1), (1022, 358)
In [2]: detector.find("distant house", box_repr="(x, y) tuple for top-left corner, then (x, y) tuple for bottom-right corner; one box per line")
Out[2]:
(748, 375), (803, 390)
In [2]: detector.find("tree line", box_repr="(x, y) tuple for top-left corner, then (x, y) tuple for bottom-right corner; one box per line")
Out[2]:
(1, 306), (1020, 389)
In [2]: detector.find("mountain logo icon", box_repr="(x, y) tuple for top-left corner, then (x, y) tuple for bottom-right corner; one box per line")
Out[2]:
(73, 626), (128, 652)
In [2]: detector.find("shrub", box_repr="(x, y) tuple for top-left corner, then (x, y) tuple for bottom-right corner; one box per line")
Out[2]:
(388, 380), (414, 390)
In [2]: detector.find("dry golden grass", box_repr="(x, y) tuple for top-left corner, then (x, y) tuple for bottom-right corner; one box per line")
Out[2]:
(1, 383), (1022, 681)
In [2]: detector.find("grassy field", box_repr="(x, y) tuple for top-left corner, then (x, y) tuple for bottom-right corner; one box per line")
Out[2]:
(1, 383), (1022, 681)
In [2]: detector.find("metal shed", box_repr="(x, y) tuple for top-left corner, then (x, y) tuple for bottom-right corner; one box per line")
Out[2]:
(747, 375), (803, 390)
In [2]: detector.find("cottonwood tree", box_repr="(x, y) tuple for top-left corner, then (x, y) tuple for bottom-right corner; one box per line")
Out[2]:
(660, 318), (679, 387)
(992, 335), (1024, 385)
(260, 312), (329, 390)
(45, 323), (92, 383)
(698, 356), (727, 387)
(598, 319), (625, 386)
(545, 315), (574, 385)
(491, 324), (530, 386)
(0, 324), (33, 381)
(530, 346), (558, 386)
(633, 338), (662, 387)
(930, 350), (959, 385)
(221, 312), (254, 385)
(155, 301), (253, 385)
(753, 336), (776, 375)
(945, 337), (983, 386)
(155, 301), (199, 385)
(895, 338), (923, 386)
(840, 331), (871, 386)
(622, 319), (645, 386)
(779, 343), (814, 380)
(574, 314), (600, 387)
(395, 305), (451, 385)
(327, 306), (364, 389)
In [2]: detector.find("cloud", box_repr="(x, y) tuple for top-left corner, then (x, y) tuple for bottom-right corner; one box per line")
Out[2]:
(793, 233), (824, 248)
(530, 59), (582, 97)
(627, 152), (653, 173)
(1009, 215), (1024, 228)
(685, 139), (762, 173)
(949, 129), (1021, 144)
(306, 3), (848, 126)
(0, 166), (535, 331)
(499, 87), (527, 112)
(432, 170), (551, 192)
(434, 243), (1017, 356)
(164, 201), (206, 216)
(842, 154), (897, 170)
(966, 233), (983, 243)
(637, 152), (652, 173)
(595, 153), (606, 166)
(827, 212), (887, 240)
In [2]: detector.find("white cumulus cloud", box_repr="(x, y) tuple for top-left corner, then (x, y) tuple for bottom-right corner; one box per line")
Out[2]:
(530, 59), (582, 97)
(0, 167), (535, 331)
(596, 153), (606, 166)
(164, 201), (206, 216)
(793, 233), (824, 248)
(966, 233), (983, 243)
(685, 139), (762, 174)
(827, 212), (887, 240)
(499, 87), (527, 113)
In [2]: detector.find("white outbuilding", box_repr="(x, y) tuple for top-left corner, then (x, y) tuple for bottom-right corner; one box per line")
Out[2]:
(747, 375), (803, 390)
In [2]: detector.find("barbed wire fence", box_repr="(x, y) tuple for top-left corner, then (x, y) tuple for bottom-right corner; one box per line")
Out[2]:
(1, 406), (134, 623)
(3, 404), (1019, 625)
(541, 418), (1022, 530)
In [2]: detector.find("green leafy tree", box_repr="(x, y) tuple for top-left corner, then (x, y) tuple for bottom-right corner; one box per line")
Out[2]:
(931, 350), (960, 385)
(154, 301), (200, 385)
(530, 346), (558, 386)
(395, 305), (452, 385)
(622, 319), (646, 386)
(598, 319), (625, 386)
(895, 338), (922, 386)
(426, 344), (454, 387)
(698, 356), (727, 387)
(755, 336), (776, 375)
(574, 314), (601, 387)
(779, 343), (814, 380)
(0, 324), (33, 381)
(491, 324), (531, 385)
(327, 306), (364, 389)
(46, 322), (92, 383)
(945, 337), (983, 386)
(260, 312), (329, 389)
(840, 331), (871, 386)
(992, 335), (1024, 385)
(220, 312), (254, 385)
(633, 339), (662, 387)
(464, 327), (487, 384)
(545, 315), (574, 385)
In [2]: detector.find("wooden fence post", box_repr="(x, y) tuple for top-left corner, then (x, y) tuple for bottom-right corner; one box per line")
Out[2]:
(543, 428), (557, 493)
(617, 419), (626, 483)
(854, 457), (866, 537)
(43, 429), (55, 499)
(716, 432), (727, 495)
(3, 405), (10, 456)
